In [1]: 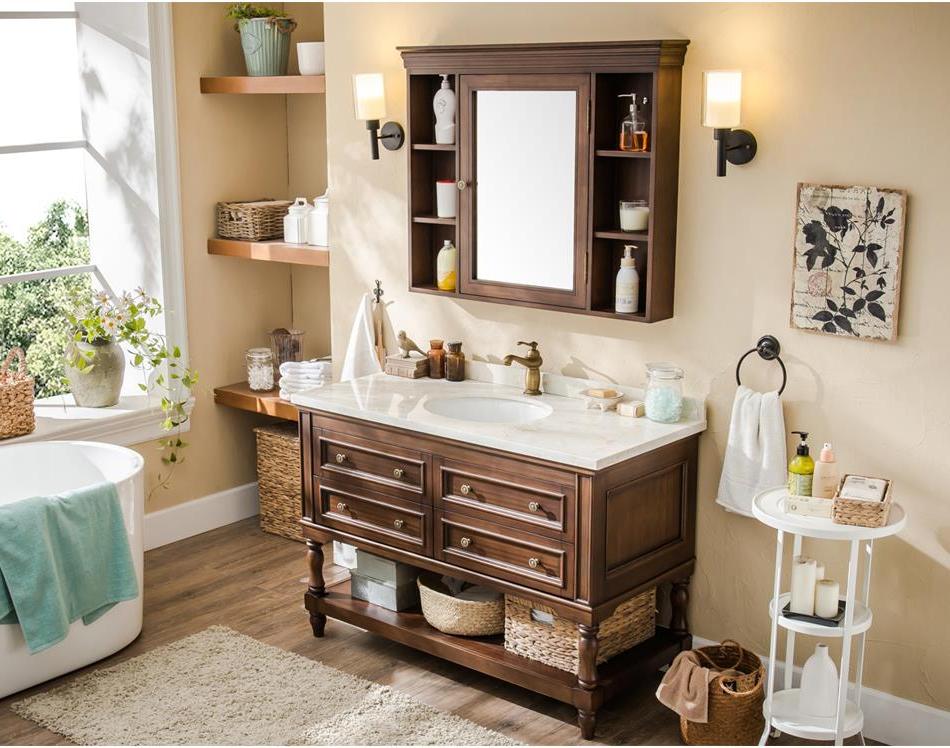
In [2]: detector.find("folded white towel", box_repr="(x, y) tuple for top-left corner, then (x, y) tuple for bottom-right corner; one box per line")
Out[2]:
(280, 359), (332, 376)
(280, 382), (325, 399)
(716, 385), (787, 517)
(280, 374), (330, 385)
(340, 293), (382, 382)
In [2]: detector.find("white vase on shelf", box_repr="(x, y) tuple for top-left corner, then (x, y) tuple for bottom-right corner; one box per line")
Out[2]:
(799, 643), (839, 717)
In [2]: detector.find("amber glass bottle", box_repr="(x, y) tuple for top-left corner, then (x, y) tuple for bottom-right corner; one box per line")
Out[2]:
(428, 339), (445, 379)
(445, 341), (465, 381)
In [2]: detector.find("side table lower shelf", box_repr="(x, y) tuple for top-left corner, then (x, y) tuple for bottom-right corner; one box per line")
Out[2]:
(764, 689), (863, 742)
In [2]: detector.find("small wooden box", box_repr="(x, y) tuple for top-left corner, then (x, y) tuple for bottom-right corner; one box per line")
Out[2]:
(384, 354), (428, 379)
(832, 474), (893, 528)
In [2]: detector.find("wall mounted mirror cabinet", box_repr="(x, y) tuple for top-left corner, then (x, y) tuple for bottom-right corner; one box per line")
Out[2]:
(401, 40), (689, 322)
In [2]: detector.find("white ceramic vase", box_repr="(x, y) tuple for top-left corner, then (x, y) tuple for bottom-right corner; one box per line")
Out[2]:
(799, 643), (839, 717)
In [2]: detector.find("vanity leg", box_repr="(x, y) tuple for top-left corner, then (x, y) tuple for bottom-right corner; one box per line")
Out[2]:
(670, 578), (691, 649)
(576, 623), (599, 740)
(306, 540), (327, 637)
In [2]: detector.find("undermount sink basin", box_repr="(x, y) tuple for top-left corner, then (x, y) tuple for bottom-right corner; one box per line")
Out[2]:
(423, 396), (553, 424)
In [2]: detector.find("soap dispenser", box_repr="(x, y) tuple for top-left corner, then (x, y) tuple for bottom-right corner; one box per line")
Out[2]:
(615, 244), (640, 314)
(618, 94), (648, 152)
(788, 431), (815, 496)
(433, 74), (456, 145)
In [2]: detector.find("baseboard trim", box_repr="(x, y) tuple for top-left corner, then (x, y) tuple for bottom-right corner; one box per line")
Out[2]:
(145, 482), (259, 550)
(693, 635), (950, 745)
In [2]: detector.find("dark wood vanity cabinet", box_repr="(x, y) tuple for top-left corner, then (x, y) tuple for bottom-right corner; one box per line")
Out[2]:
(402, 40), (689, 322)
(299, 408), (698, 738)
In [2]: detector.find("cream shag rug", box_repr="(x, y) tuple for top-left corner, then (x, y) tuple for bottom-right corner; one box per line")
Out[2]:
(13, 626), (517, 746)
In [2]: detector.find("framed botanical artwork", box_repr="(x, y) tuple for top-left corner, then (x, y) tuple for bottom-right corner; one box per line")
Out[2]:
(790, 183), (907, 341)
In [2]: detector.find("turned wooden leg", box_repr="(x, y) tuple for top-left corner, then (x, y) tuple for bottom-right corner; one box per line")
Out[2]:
(577, 623), (599, 739)
(306, 539), (327, 637)
(670, 578), (691, 648)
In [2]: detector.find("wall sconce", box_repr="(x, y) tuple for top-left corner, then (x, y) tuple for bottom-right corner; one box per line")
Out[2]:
(701, 70), (756, 177)
(352, 73), (405, 160)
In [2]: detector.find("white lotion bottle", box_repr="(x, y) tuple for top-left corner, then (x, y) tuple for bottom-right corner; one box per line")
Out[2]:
(433, 74), (456, 145)
(812, 443), (840, 499)
(615, 244), (640, 314)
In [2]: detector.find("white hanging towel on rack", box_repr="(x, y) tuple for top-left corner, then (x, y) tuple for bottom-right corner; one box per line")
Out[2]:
(340, 293), (383, 382)
(716, 385), (786, 516)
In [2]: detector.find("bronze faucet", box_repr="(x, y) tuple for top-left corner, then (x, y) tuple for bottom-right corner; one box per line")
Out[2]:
(503, 341), (543, 396)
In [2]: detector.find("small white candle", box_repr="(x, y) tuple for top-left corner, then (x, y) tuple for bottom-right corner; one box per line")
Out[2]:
(790, 556), (817, 615)
(815, 579), (840, 619)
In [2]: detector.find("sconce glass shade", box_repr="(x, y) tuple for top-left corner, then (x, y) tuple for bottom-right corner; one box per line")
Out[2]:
(353, 73), (387, 121)
(702, 70), (742, 129)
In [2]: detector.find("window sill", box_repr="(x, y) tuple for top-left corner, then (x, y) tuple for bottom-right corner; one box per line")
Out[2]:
(2, 393), (194, 448)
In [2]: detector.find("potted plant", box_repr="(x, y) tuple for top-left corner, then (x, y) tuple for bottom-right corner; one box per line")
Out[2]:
(226, 3), (297, 77)
(65, 288), (197, 489)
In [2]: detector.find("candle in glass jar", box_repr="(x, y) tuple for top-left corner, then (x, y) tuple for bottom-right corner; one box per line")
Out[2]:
(790, 556), (817, 615)
(619, 200), (649, 231)
(815, 579), (840, 618)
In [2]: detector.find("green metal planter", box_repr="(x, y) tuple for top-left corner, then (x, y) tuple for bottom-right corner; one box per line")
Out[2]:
(238, 17), (296, 77)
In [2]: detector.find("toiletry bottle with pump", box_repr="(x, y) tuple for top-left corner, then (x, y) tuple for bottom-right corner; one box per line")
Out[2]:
(788, 431), (815, 496)
(436, 240), (457, 291)
(812, 442), (840, 499)
(614, 245), (640, 314)
(618, 94), (648, 152)
(433, 74), (456, 145)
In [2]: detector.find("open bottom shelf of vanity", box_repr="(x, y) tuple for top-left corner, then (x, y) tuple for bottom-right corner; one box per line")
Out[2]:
(309, 579), (686, 708)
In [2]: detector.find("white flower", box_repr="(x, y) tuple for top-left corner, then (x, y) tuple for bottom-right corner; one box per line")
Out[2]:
(103, 318), (118, 333)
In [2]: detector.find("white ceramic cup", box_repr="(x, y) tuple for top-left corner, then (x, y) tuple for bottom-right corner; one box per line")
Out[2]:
(436, 180), (457, 218)
(297, 42), (326, 75)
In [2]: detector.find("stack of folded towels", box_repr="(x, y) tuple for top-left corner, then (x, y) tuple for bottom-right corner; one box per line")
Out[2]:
(279, 357), (332, 400)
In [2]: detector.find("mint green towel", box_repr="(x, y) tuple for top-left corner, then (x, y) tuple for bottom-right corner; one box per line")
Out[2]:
(0, 481), (139, 654)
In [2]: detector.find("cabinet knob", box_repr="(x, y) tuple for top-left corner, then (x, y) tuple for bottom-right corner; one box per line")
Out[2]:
(393, 518), (405, 530)
(460, 483), (472, 495)
(459, 536), (472, 548)
(528, 501), (541, 513)
(336, 501), (348, 513)
(528, 557), (540, 569)
(335, 453), (347, 464)
(456, 179), (468, 191)
(393, 467), (405, 479)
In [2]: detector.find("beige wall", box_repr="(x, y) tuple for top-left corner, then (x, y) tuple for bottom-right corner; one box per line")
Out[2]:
(323, 2), (950, 708)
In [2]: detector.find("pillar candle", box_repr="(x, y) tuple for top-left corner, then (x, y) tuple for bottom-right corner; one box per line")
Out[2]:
(815, 579), (840, 618)
(790, 556), (817, 615)
(813, 561), (825, 582)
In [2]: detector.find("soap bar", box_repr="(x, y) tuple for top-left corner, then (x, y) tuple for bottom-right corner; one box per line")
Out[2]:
(839, 475), (887, 502)
(587, 387), (618, 398)
(618, 400), (645, 417)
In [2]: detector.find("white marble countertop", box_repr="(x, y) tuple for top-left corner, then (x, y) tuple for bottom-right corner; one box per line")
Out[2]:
(291, 362), (706, 471)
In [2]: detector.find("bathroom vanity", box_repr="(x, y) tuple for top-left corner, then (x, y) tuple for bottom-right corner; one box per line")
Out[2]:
(294, 370), (704, 737)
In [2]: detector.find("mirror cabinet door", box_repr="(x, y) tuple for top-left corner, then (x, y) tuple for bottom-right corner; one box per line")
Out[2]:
(458, 74), (590, 308)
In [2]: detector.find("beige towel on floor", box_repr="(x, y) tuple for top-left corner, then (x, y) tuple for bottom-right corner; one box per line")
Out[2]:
(655, 650), (718, 723)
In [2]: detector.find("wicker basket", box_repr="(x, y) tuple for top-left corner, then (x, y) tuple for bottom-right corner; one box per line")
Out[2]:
(254, 422), (303, 542)
(417, 573), (505, 636)
(216, 199), (292, 241)
(0, 348), (35, 439)
(504, 587), (656, 674)
(680, 640), (765, 746)
(833, 474), (893, 528)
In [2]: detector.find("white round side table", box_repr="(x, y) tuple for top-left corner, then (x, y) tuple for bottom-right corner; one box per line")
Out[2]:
(752, 487), (906, 746)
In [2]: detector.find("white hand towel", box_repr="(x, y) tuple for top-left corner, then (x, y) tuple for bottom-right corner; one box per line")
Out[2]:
(280, 359), (332, 376)
(716, 385), (787, 517)
(280, 374), (330, 386)
(340, 293), (383, 382)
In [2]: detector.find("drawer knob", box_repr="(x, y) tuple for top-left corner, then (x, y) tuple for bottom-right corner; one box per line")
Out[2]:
(335, 453), (347, 464)
(459, 536), (472, 548)
(393, 467), (405, 479)
(460, 483), (472, 496)
(393, 519), (405, 530)
(528, 501), (541, 513)
(528, 557), (540, 569)
(336, 501), (348, 513)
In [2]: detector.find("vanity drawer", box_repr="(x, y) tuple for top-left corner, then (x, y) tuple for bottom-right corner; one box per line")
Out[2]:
(315, 429), (427, 500)
(315, 480), (431, 555)
(437, 460), (574, 540)
(436, 510), (574, 598)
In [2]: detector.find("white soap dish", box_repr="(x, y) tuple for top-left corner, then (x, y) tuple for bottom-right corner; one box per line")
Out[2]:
(579, 389), (623, 412)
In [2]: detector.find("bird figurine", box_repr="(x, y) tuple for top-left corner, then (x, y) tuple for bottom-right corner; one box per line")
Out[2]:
(397, 330), (424, 359)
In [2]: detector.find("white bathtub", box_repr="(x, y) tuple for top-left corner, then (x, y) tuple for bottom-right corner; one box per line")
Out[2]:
(0, 441), (144, 699)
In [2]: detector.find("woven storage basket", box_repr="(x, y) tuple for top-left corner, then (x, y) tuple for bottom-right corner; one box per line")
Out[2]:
(680, 639), (765, 746)
(504, 587), (655, 673)
(833, 474), (893, 528)
(0, 348), (35, 439)
(254, 422), (303, 542)
(216, 199), (292, 241)
(417, 573), (504, 636)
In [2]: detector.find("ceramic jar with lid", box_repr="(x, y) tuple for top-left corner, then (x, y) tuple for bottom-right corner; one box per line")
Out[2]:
(283, 197), (310, 244)
(247, 347), (275, 391)
(644, 362), (684, 423)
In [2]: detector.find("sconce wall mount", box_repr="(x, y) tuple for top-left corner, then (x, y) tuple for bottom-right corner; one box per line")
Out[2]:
(713, 127), (757, 177)
(366, 120), (405, 160)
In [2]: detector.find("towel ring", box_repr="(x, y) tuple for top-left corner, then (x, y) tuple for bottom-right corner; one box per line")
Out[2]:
(735, 335), (787, 395)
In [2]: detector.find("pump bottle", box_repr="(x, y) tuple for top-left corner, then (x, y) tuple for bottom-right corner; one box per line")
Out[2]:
(812, 442), (840, 499)
(788, 431), (815, 496)
(618, 93), (648, 152)
(615, 245), (640, 314)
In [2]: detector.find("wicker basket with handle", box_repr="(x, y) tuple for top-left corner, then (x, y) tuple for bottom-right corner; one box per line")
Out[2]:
(679, 639), (765, 746)
(504, 587), (655, 674)
(0, 347), (35, 439)
(254, 422), (303, 541)
(417, 573), (504, 636)
(216, 199), (292, 241)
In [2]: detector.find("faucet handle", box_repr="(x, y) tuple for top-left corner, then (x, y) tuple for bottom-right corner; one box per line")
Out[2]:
(517, 341), (539, 351)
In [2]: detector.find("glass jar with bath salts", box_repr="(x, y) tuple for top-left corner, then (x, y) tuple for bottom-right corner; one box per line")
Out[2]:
(247, 347), (275, 392)
(644, 362), (684, 423)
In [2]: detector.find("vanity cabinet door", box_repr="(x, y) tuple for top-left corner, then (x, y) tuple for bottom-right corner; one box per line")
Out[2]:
(458, 73), (591, 309)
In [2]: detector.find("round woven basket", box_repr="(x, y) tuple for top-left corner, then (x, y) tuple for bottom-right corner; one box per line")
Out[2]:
(0, 347), (35, 439)
(417, 573), (504, 637)
(680, 639), (765, 746)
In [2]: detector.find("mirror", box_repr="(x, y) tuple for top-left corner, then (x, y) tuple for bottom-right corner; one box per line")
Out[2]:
(474, 90), (577, 290)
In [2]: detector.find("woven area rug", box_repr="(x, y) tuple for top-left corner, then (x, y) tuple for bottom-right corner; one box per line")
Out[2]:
(12, 626), (517, 745)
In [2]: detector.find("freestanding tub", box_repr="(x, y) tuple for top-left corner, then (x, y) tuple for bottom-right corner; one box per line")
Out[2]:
(0, 441), (144, 699)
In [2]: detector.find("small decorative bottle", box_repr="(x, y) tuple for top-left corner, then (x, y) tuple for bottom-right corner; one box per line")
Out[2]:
(428, 339), (445, 379)
(436, 240), (457, 291)
(433, 74), (456, 145)
(618, 94), (648, 152)
(445, 341), (465, 382)
(283, 197), (311, 243)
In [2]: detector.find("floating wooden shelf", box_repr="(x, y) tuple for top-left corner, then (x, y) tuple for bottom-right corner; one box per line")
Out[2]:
(412, 143), (456, 151)
(412, 215), (456, 225)
(213, 381), (297, 421)
(586, 307), (648, 322)
(410, 283), (457, 296)
(207, 238), (330, 267)
(593, 230), (649, 241)
(595, 149), (652, 159)
(199, 75), (326, 95)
